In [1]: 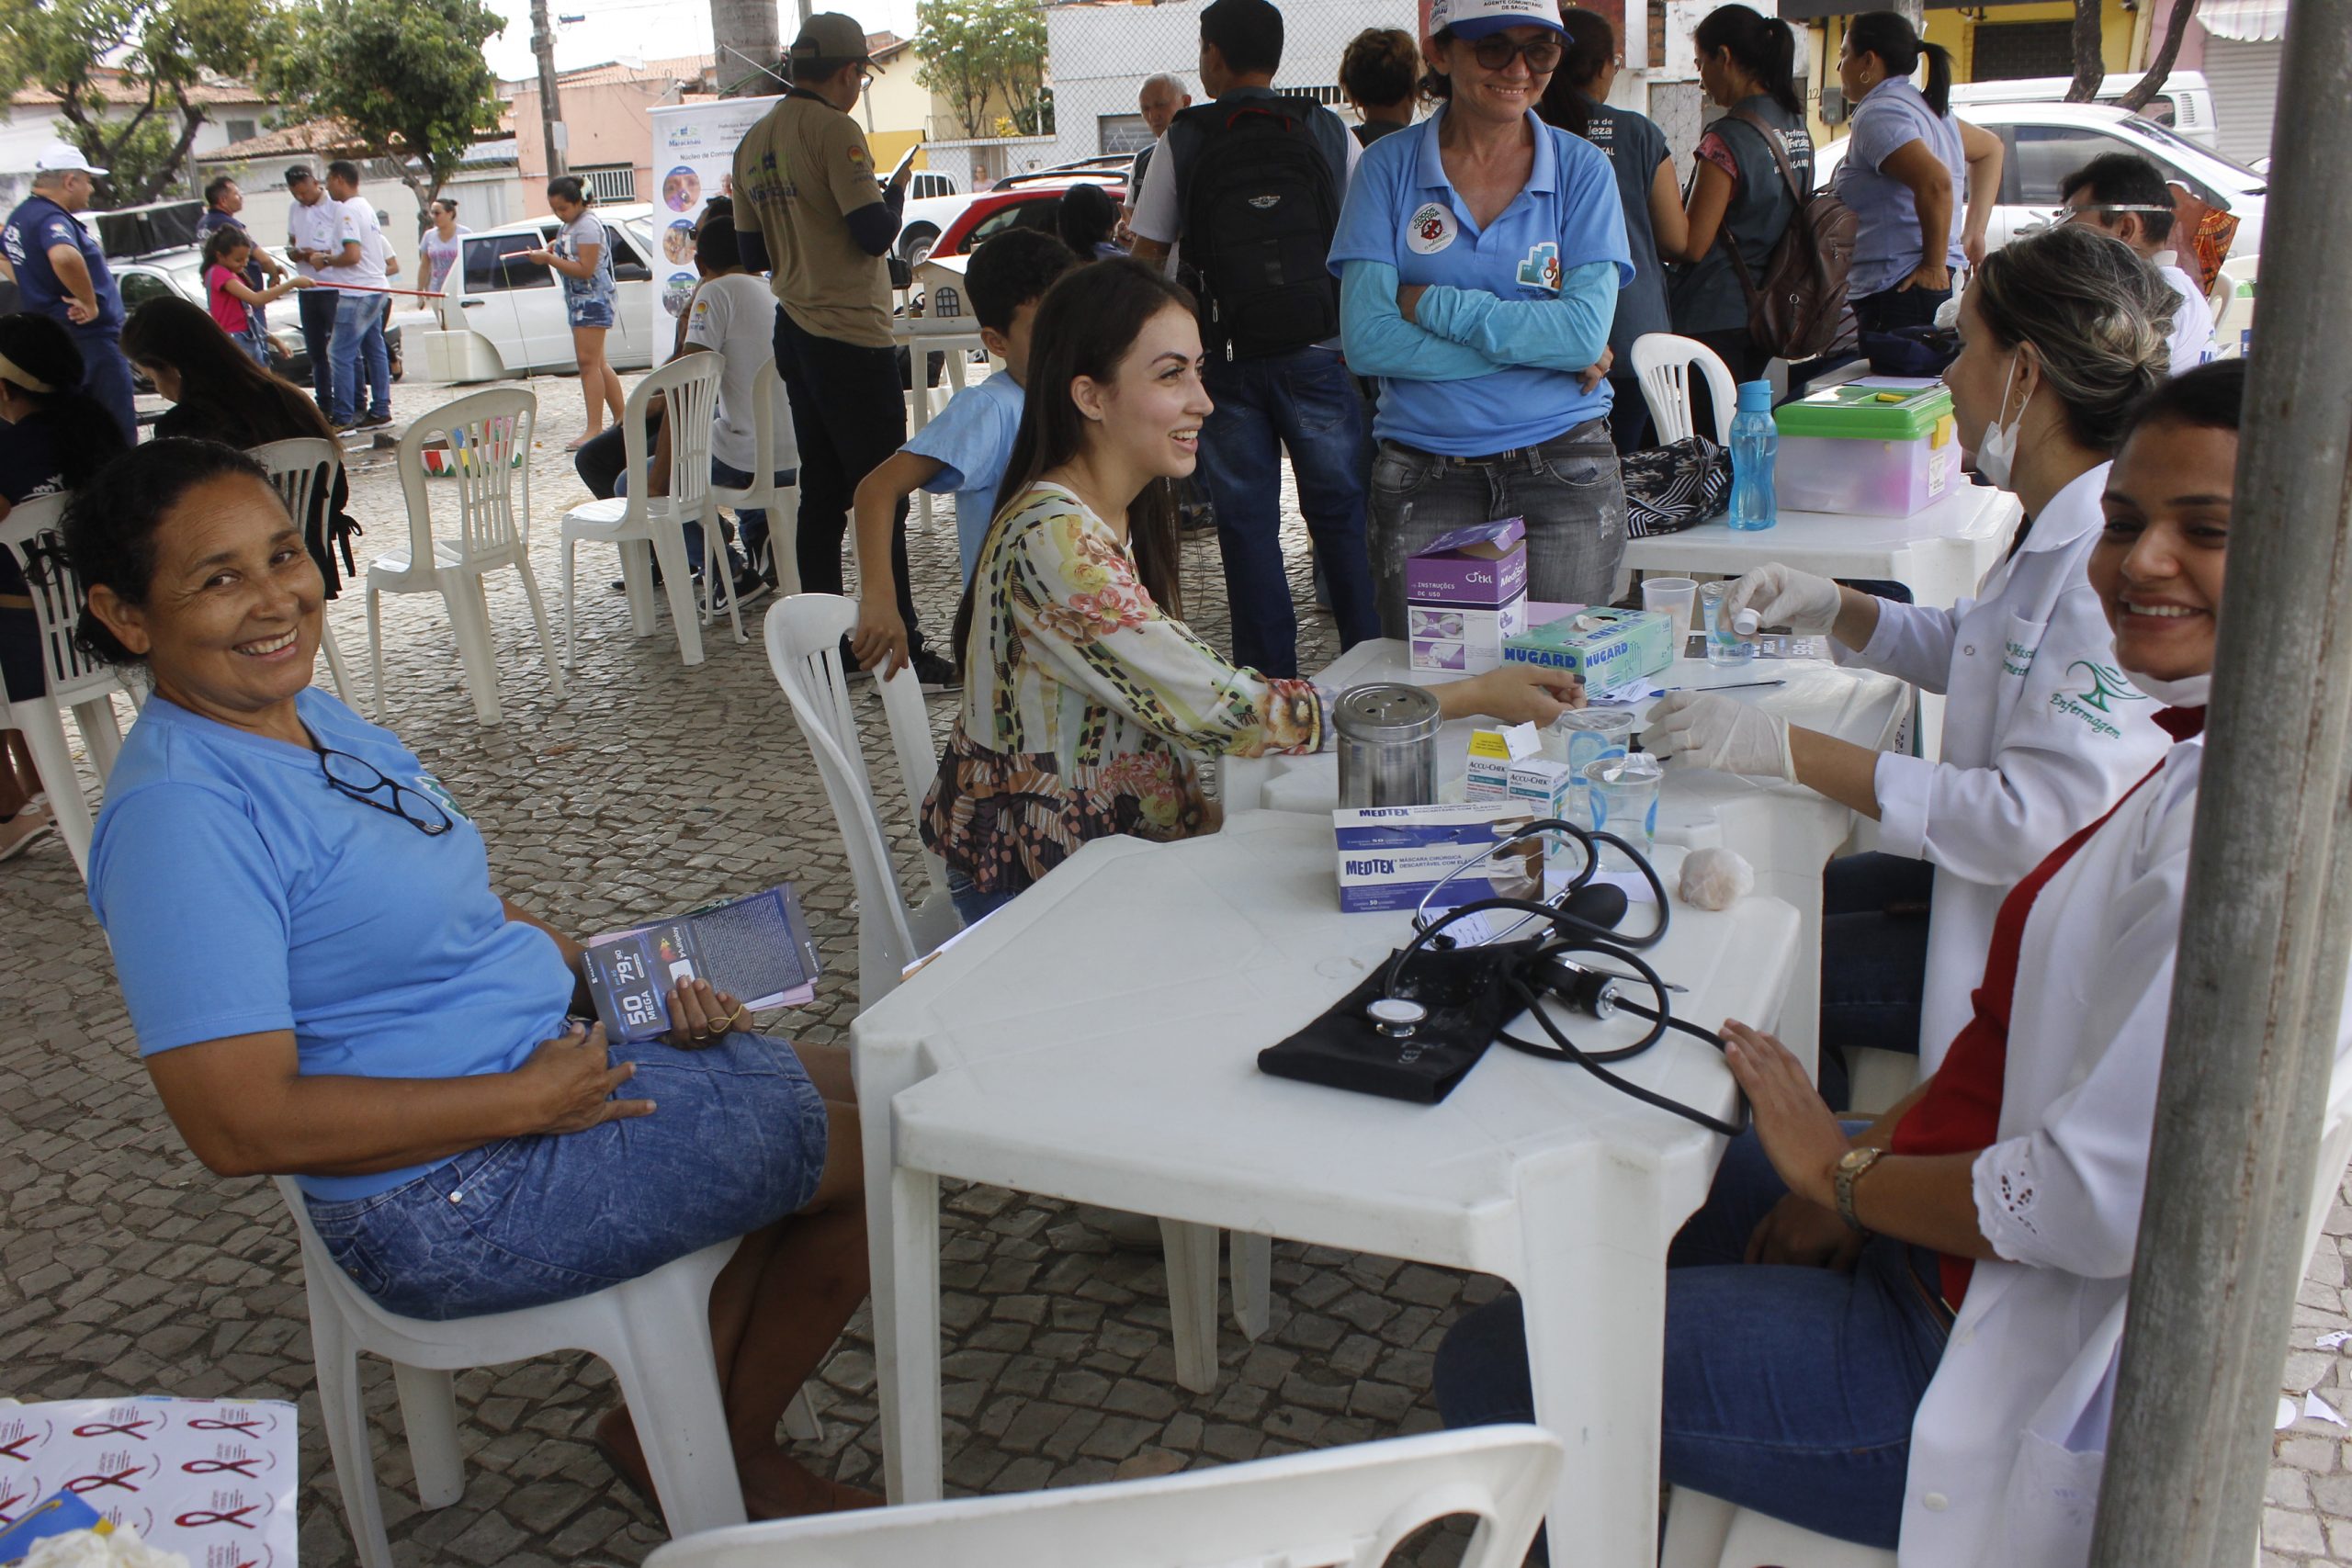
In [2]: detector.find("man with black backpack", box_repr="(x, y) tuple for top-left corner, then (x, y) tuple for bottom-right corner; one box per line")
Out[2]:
(1128, 0), (1380, 678)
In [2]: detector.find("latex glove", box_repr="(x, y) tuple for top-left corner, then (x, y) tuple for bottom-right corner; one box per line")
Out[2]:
(1645, 691), (1796, 782)
(1724, 563), (1842, 637)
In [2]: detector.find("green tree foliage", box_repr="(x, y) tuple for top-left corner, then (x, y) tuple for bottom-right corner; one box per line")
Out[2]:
(263, 0), (505, 220)
(916, 0), (1050, 139)
(0, 0), (271, 202)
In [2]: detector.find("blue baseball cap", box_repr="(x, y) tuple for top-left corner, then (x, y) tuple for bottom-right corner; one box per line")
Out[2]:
(1429, 0), (1566, 41)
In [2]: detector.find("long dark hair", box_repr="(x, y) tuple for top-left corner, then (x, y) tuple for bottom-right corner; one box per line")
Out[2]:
(1536, 9), (1617, 139)
(1846, 10), (1952, 118)
(950, 258), (1194, 674)
(0, 313), (128, 488)
(119, 297), (337, 448)
(199, 224), (253, 276)
(1693, 5), (1802, 118)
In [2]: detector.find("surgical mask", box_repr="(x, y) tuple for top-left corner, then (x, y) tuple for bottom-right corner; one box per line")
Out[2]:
(1974, 354), (2025, 491)
(2121, 667), (2210, 708)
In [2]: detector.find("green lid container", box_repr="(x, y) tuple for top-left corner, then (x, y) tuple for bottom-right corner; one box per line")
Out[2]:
(1774, 380), (1955, 441)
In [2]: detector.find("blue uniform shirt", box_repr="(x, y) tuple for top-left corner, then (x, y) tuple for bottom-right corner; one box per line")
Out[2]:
(1836, 78), (1966, 298)
(90, 688), (579, 1201)
(1329, 110), (1631, 456)
(1, 194), (123, 333)
(905, 370), (1025, 582)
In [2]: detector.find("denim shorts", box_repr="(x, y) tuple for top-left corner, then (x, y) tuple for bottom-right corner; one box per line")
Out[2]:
(568, 296), (616, 329)
(302, 1032), (830, 1321)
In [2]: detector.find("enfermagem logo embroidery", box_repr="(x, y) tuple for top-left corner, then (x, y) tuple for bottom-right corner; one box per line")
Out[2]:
(2050, 660), (2147, 738)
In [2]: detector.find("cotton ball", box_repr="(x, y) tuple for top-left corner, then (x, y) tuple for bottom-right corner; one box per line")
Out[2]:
(1679, 847), (1755, 910)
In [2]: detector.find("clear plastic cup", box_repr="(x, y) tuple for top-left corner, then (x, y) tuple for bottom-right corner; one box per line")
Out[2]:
(1584, 753), (1663, 852)
(1550, 709), (1636, 826)
(1701, 581), (1756, 667)
(1641, 577), (1699, 650)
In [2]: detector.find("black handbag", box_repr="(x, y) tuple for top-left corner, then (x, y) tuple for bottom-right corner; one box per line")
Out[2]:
(1622, 435), (1731, 537)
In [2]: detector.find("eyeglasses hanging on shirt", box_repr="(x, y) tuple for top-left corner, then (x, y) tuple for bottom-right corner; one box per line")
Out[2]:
(316, 746), (453, 836)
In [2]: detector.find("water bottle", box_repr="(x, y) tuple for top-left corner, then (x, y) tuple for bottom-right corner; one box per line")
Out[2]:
(1728, 378), (1778, 532)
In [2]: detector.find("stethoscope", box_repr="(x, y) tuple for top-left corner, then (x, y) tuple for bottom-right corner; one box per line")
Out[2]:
(1374, 817), (1742, 1135)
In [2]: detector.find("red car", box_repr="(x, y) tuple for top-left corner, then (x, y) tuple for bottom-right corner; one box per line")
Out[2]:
(931, 171), (1131, 261)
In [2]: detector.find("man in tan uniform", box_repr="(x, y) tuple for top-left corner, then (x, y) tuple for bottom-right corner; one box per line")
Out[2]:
(733, 13), (953, 686)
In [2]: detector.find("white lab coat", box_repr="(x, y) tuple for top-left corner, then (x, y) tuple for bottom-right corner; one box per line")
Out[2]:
(1847, 466), (2171, 1071)
(1899, 726), (2352, 1568)
(2154, 256), (2217, 373)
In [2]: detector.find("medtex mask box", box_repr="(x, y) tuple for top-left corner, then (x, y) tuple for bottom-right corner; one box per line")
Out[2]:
(1407, 518), (1529, 674)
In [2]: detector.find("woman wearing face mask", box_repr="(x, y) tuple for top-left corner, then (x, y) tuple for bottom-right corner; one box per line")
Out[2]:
(1645, 224), (2175, 1101)
(922, 259), (1586, 924)
(1441, 356), (2352, 1565)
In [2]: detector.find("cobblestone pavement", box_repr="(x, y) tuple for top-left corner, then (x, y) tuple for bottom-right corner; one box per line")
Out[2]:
(2, 367), (2346, 1566)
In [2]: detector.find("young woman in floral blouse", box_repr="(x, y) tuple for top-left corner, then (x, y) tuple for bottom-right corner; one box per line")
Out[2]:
(922, 258), (1585, 923)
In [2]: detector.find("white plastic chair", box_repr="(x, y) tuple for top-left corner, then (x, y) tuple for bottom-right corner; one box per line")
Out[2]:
(760, 592), (954, 1010)
(763, 592), (1273, 1374)
(0, 492), (133, 878)
(561, 353), (731, 668)
(708, 356), (801, 596)
(273, 1176), (820, 1568)
(643, 1424), (1564, 1568)
(247, 437), (356, 704)
(367, 388), (565, 725)
(1632, 332), (1741, 446)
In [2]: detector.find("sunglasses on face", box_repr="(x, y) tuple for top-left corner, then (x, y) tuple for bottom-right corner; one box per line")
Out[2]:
(1468, 34), (1564, 73)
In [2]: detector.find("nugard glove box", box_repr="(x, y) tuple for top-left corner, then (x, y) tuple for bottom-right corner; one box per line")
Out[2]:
(1502, 606), (1676, 699)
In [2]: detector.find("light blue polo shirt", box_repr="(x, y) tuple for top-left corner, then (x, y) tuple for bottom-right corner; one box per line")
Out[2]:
(89, 688), (578, 1201)
(1329, 109), (1631, 456)
(905, 369), (1025, 581)
(1835, 78), (1967, 298)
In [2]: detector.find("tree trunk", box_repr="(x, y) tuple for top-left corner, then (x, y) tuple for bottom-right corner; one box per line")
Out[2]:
(2065, 0), (2109, 100)
(2120, 0), (2202, 111)
(709, 0), (781, 96)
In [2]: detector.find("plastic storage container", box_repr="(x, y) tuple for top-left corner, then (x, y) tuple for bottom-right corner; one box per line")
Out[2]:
(1773, 379), (1959, 516)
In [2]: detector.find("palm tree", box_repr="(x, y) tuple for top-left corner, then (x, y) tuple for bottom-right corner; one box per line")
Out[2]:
(711, 0), (782, 96)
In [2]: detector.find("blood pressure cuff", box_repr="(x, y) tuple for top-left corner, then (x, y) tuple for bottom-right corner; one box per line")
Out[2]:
(1258, 937), (1542, 1104)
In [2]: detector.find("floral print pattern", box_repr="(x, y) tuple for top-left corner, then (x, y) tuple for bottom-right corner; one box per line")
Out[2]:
(922, 485), (1332, 897)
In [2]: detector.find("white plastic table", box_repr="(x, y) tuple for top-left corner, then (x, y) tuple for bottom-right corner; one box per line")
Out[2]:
(1622, 480), (2020, 759)
(1621, 479), (2018, 610)
(1224, 643), (1908, 1078)
(852, 810), (1800, 1565)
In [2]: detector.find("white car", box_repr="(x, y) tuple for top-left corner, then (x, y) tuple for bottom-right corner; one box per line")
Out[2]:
(1815, 101), (2266, 274)
(428, 204), (661, 374)
(1947, 70), (2219, 152)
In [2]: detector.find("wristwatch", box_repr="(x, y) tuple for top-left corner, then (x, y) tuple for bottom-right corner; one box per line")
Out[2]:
(1833, 1145), (1885, 1233)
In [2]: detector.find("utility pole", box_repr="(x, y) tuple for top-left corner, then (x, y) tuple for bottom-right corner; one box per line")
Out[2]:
(2088, 8), (2352, 1567)
(532, 0), (568, 180)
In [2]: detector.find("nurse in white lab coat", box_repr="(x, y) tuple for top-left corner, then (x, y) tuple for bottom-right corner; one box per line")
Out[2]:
(1645, 224), (2176, 1090)
(1435, 358), (2352, 1564)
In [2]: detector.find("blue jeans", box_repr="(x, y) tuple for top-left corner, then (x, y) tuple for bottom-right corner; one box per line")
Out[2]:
(74, 328), (136, 445)
(301, 1032), (829, 1321)
(299, 286), (338, 409)
(237, 325), (270, 367)
(1817, 852), (1937, 1110)
(328, 289), (391, 424)
(1195, 344), (1380, 678)
(1433, 1125), (1949, 1551)
(946, 866), (1016, 927)
(615, 457), (798, 575)
(1368, 419), (1627, 636)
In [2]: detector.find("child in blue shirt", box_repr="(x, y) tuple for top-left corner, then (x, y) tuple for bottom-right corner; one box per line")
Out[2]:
(851, 228), (1079, 677)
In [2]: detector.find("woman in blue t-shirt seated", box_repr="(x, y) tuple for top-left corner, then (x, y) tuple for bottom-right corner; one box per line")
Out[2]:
(1331, 0), (1634, 629)
(69, 440), (874, 1520)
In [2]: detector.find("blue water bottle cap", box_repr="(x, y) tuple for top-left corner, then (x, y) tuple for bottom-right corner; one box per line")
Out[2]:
(1736, 378), (1774, 412)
